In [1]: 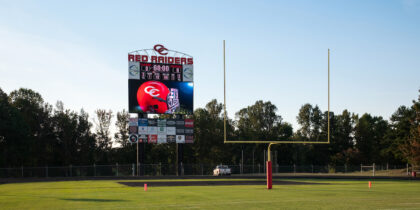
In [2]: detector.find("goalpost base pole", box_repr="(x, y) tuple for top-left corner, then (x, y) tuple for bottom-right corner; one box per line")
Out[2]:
(267, 161), (272, 189)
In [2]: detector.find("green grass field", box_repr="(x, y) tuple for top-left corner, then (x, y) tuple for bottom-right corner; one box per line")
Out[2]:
(1, 178), (420, 209)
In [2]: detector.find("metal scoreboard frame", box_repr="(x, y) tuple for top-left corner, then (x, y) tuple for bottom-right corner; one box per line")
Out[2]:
(128, 44), (194, 145)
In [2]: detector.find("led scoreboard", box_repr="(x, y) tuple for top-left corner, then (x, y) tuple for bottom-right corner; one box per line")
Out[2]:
(138, 63), (188, 81)
(128, 44), (194, 144)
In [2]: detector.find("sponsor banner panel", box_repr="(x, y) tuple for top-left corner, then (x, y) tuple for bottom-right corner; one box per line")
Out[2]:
(148, 135), (157, 144)
(129, 117), (138, 126)
(176, 128), (185, 135)
(176, 120), (185, 128)
(157, 119), (167, 127)
(157, 135), (167, 144)
(138, 126), (148, 134)
(182, 65), (193, 82)
(166, 119), (176, 126)
(185, 128), (193, 134)
(148, 119), (157, 126)
(185, 135), (193, 143)
(129, 62), (140, 79)
(138, 118), (148, 126)
(147, 126), (158, 135)
(185, 119), (194, 127)
(129, 134), (138, 143)
(167, 135), (176, 143)
(125, 117), (193, 144)
(157, 127), (166, 135)
(166, 127), (176, 135)
(138, 134), (147, 143)
(176, 135), (185, 144)
(129, 126), (138, 134)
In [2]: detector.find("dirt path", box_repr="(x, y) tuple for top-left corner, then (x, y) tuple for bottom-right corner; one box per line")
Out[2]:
(118, 180), (326, 187)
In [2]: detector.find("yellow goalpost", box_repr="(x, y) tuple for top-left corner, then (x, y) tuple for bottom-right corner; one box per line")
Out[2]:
(222, 40), (331, 189)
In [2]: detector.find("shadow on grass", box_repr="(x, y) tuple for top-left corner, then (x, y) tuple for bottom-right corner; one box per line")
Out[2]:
(59, 198), (126, 202)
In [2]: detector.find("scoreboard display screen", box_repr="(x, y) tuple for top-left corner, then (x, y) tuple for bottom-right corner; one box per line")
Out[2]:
(128, 54), (193, 115)
(128, 80), (193, 114)
(128, 45), (194, 143)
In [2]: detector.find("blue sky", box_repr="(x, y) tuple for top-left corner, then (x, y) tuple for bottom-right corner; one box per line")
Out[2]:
(0, 0), (419, 129)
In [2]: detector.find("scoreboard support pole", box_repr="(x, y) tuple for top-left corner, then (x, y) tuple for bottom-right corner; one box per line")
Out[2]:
(136, 141), (139, 176)
(139, 143), (144, 176)
(176, 114), (184, 176)
(176, 144), (179, 176)
(139, 113), (147, 176)
(177, 144), (184, 176)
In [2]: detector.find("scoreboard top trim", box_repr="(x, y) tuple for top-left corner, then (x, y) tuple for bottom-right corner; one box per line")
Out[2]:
(128, 48), (193, 59)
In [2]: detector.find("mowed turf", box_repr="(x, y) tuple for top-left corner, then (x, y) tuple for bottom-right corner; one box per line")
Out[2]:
(0, 178), (420, 209)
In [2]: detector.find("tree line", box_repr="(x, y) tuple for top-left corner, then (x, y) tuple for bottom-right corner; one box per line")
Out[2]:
(0, 87), (419, 167)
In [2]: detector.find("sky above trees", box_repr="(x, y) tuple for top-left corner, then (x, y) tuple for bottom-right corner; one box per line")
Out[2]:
(0, 0), (419, 128)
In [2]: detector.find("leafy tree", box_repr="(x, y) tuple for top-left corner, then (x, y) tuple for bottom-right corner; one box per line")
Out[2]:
(75, 109), (96, 165)
(296, 104), (323, 140)
(191, 99), (235, 165)
(94, 109), (113, 150)
(354, 113), (389, 163)
(236, 100), (293, 166)
(0, 88), (29, 167)
(8, 88), (54, 166)
(114, 110), (129, 147)
(94, 109), (113, 163)
(236, 100), (282, 141)
(52, 101), (79, 165)
(399, 90), (420, 166)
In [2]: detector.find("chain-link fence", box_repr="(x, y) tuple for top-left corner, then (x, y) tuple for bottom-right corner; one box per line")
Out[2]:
(0, 163), (416, 178)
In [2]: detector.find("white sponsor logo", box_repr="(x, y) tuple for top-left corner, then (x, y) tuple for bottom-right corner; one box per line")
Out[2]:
(129, 65), (139, 76)
(144, 86), (160, 97)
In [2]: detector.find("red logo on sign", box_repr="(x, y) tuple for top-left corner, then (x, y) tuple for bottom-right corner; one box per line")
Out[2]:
(185, 119), (194, 128)
(154, 44), (168, 55)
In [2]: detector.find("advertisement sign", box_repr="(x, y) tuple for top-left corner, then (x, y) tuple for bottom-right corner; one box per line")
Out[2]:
(185, 135), (194, 143)
(176, 128), (185, 135)
(185, 119), (194, 127)
(129, 62), (140, 79)
(157, 135), (167, 144)
(138, 134), (147, 143)
(176, 135), (185, 143)
(148, 135), (158, 144)
(167, 135), (176, 143)
(157, 127), (166, 135)
(147, 126), (158, 135)
(166, 127), (176, 135)
(157, 119), (167, 127)
(182, 64), (193, 82)
(138, 126), (148, 134)
(166, 119), (176, 126)
(129, 126), (138, 134)
(129, 134), (138, 143)
(138, 118), (148, 126)
(128, 116), (193, 144)
(129, 117), (138, 126)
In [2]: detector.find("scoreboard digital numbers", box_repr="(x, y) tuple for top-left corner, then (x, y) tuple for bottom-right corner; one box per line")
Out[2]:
(139, 63), (183, 81)
(128, 44), (194, 144)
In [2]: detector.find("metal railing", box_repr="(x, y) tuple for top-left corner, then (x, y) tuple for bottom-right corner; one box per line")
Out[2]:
(0, 163), (415, 178)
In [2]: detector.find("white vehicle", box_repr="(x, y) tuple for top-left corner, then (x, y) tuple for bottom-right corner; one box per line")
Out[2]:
(213, 165), (231, 176)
